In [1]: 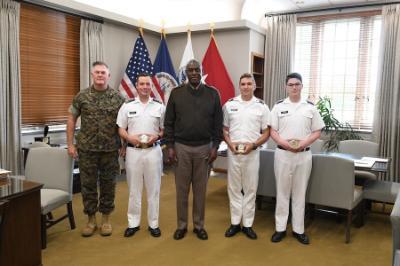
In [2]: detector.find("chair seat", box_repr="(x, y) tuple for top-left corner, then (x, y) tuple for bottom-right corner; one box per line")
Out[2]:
(355, 170), (377, 180)
(41, 189), (70, 215)
(363, 180), (400, 203)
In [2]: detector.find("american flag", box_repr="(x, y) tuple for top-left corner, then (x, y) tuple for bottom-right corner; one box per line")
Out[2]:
(119, 34), (164, 102)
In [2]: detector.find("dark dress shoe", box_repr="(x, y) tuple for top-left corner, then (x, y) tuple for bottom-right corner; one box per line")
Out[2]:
(148, 227), (161, 237)
(173, 228), (187, 240)
(271, 231), (286, 243)
(292, 232), (310, 245)
(124, 226), (140, 237)
(193, 228), (208, 240)
(225, 224), (241, 237)
(242, 227), (257, 239)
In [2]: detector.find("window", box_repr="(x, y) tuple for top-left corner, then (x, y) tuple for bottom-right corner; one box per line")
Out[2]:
(294, 12), (381, 130)
(20, 3), (80, 125)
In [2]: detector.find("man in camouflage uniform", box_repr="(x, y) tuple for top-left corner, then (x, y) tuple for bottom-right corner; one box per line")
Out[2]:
(67, 61), (125, 237)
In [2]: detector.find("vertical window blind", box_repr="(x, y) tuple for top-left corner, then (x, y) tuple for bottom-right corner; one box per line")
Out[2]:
(20, 3), (80, 125)
(294, 11), (381, 130)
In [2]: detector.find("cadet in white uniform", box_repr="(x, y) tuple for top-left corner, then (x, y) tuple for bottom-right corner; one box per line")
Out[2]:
(270, 73), (324, 245)
(223, 73), (271, 239)
(117, 73), (165, 238)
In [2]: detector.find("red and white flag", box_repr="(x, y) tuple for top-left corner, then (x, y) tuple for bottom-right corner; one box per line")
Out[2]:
(202, 35), (235, 105)
(118, 34), (164, 102)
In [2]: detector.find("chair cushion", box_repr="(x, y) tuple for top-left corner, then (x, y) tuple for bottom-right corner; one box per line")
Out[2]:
(41, 189), (70, 215)
(394, 250), (400, 266)
(355, 170), (377, 180)
(363, 180), (400, 203)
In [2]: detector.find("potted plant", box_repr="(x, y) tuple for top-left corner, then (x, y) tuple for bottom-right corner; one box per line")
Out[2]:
(316, 96), (362, 151)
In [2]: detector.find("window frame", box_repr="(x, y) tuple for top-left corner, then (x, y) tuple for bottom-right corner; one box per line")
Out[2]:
(294, 11), (382, 131)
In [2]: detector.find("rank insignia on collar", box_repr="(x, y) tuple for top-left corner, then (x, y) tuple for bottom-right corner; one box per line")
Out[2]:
(281, 111), (288, 114)
(129, 111), (137, 115)
(230, 108), (238, 111)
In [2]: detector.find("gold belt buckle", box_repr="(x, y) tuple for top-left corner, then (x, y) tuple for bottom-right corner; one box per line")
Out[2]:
(139, 134), (150, 148)
(138, 143), (150, 149)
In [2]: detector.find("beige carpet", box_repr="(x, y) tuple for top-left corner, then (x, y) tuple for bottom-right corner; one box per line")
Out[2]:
(43, 170), (392, 266)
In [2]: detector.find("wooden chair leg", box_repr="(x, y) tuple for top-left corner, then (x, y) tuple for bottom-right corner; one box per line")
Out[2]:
(67, 202), (76, 230)
(47, 212), (53, 220)
(345, 210), (352, 244)
(41, 214), (47, 249)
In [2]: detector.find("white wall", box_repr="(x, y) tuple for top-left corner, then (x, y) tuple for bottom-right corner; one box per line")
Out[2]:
(249, 28), (265, 59)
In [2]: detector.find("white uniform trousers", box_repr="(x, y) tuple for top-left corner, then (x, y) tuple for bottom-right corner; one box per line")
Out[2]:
(274, 148), (312, 234)
(125, 145), (162, 229)
(227, 149), (260, 227)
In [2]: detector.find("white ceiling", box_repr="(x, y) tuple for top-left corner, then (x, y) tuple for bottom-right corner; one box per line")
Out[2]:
(72, 0), (392, 27)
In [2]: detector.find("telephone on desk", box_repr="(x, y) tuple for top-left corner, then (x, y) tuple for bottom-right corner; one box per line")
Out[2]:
(34, 125), (50, 144)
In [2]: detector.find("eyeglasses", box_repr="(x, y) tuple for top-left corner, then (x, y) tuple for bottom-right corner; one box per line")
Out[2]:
(287, 83), (302, 87)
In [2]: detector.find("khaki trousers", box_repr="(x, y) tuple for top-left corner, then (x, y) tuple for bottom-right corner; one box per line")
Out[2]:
(174, 142), (211, 230)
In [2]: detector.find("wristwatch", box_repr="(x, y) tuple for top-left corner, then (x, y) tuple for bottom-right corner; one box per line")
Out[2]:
(252, 143), (258, 150)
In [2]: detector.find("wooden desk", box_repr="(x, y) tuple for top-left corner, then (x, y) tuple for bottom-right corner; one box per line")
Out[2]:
(0, 177), (43, 266)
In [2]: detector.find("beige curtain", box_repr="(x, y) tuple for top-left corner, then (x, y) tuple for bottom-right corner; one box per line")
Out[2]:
(0, 0), (21, 174)
(263, 14), (297, 107)
(373, 4), (400, 181)
(80, 19), (104, 90)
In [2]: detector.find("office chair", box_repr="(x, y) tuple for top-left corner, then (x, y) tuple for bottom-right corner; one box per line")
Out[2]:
(25, 147), (76, 249)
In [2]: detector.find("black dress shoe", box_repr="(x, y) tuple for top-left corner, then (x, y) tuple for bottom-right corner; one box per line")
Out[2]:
(242, 227), (257, 239)
(292, 232), (310, 245)
(148, 227), (161, 237)
(225, 224), (241, 237)
(193, 228), (208, 240)
(124, 226), (140, 237)
(173, 228), (187, 240)
(271, 231), (286, 243)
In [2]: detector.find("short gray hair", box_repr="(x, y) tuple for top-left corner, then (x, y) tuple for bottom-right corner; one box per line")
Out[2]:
(92, 61), (109, 70)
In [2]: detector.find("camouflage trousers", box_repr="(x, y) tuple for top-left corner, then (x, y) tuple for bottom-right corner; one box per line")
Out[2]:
(78, 150), (119, 215)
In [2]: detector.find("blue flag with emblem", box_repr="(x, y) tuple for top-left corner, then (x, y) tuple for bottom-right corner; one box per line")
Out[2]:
(153, 35), (178, 104)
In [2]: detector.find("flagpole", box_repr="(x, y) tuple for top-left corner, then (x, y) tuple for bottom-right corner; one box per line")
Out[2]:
(209, 22), (215, 38)
(161, 19), (166, 39)
(139, 19), (144, 36)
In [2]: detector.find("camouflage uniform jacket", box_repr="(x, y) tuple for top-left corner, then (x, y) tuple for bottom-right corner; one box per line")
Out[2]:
(70, 85), (125, 152)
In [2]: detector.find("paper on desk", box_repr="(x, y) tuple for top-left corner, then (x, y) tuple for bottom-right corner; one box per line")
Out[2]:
(218, 141), (228, 152)
(354, 158), (375, 168)
(0, 168), (11, 175)
(361, 157), (389, 163)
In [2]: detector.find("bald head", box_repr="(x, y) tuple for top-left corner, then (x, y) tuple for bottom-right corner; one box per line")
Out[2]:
(185, 59), (201, 87)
